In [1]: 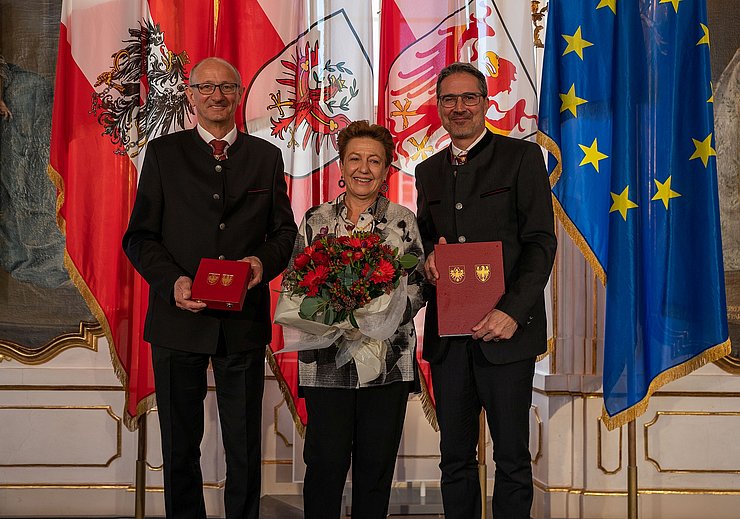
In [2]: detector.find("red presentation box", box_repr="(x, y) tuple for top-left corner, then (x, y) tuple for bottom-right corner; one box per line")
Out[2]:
(191, 258), (251, 311)
(434, 241), (505, 336)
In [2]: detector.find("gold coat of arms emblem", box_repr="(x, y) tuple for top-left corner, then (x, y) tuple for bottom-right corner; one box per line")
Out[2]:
(449, 265), (465, 284)
(475, 264), (491, 283)
(221, 274), (235, 287)
(207, 273), (220, 285)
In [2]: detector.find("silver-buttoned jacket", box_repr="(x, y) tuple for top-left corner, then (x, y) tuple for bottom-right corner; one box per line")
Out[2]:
(416, 130), (556, 365)
(123, 129), (297, 353)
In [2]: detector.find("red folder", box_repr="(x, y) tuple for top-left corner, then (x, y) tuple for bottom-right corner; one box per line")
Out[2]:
(191, 258), (251, 311)
(434, 241), (505, 336)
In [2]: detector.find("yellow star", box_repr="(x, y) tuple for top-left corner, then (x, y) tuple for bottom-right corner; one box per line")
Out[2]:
(610, 186), (639, 221)
(697, 23), (710, 47)
(596, 0), (617, 14)
(689, 132), (716, 167)
(708, 82), (714, 103)
(659, 0), (682, 13)
(578, 138), (608, 172)
(560, 84), (588, 117)
(651, 176), (681, 209)
(562, 26), (594, 60)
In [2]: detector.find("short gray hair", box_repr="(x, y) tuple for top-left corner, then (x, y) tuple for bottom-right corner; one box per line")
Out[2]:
(436, 62), (487, 98)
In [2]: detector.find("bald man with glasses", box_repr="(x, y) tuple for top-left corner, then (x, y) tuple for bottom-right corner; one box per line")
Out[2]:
(123, 57), (297, 519)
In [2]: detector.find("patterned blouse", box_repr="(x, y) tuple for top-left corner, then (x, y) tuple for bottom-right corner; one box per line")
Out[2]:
(289, 193), (426, 389)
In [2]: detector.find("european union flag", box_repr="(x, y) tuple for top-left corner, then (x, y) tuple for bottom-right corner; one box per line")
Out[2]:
(538, 0), (730, 428)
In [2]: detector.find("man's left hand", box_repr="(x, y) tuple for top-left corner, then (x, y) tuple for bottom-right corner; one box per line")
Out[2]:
(240, 256), (263, 289)
(471, 309), (518, 342)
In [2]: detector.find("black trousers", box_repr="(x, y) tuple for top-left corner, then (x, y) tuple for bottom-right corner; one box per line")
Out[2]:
(151, 343), (265, 519)
(431, 340), (535, 519)
(302, 382), (411, 519)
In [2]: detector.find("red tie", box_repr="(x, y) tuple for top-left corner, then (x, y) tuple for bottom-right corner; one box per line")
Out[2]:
(210, 139), (228, 160)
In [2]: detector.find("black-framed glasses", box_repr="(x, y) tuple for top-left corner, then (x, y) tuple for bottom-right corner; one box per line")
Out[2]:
(438, 92), (485, 108)
(189, 82), (240, 95)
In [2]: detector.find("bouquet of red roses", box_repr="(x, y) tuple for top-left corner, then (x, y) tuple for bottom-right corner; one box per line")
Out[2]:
(274, 230), (419, 383)
(281, 231), (418, 327)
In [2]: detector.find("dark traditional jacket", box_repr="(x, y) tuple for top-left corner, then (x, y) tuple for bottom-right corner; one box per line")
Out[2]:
(123, 128), (297, 353)
(416, 130), (556, 364)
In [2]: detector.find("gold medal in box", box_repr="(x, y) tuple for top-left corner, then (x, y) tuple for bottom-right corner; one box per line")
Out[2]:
(191, 258), (251, 311)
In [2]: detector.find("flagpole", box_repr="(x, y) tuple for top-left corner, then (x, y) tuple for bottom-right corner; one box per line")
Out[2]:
(135, 414), (147, 519)
(627, 420), (638, 519)
(478, 410), (487, 519)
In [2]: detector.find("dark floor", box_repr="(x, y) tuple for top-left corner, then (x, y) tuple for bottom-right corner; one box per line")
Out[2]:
(262, 494), (447, 518)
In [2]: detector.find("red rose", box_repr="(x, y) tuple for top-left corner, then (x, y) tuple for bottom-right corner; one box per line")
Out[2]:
(353, 251), (364, 261)
(341, 250), (353, 264)
(311, 250), (330, 266)
(294, 253), (311, 270)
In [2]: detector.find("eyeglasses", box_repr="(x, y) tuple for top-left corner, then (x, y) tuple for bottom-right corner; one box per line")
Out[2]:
(189, 82), (240, 95)
(438, 92), (485, 108)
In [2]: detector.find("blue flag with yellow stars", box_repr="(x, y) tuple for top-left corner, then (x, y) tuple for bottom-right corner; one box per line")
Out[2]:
(538, 0), (730, 429)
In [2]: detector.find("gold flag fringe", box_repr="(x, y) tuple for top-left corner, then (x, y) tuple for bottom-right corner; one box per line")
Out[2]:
(536, 336), (555, 364)
(49, 163), (148, 432)
(417, 366), (439, 432)
(536, 131), (606, 285)
(601, 339), (732, 431)
(265, 347), (307, 438)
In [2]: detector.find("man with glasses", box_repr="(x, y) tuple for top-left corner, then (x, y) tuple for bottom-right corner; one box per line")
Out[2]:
(415, 62), (556, 519)
(123, 57), (297, 519)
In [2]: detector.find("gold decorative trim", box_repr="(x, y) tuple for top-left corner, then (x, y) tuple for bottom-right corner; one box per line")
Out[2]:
(533, 387), (740, 399)
(537, 131), (606, 285)
(601, 340), (732, 430)
(531, 404), (543, 464)
(50, 163), (149, 432)
(549, 222), (559, 373)
(417, 364), (439, 432)
(0, 320), (102, 365)
(397, 454), (441, 459)
(536, 336), (554, 364)
(273, 398), (293, 448)
(265, 347), (306, 438)
(597, 417), (622, 475)
(262, 459), (293, 465)
(533, 479), (740, 496)
(715, 354), (740, 374)
(531, 1), (547, 48)
(0, 405), (121, 467)
(644, 411), (740, 474)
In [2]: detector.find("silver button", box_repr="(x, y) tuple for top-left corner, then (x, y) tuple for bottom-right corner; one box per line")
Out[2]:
(219, 223), (226, 230)
(455, 202), (463, 210)
(218, 255), (225, 260)
(213, 193), (220, 200)
(215, 165), (223, 173)
(458, 235), (466, 243)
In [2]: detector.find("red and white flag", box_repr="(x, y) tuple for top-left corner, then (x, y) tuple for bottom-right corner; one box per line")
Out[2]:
(378, 0), (539, 424)
(50, 0), (214, 429)
(215, 0), (374, 433)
